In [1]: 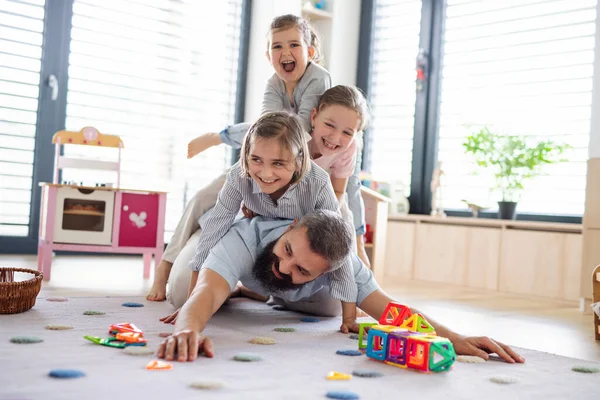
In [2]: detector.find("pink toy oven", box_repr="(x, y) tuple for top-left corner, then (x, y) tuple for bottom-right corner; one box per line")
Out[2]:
(37, 127), (166, 281)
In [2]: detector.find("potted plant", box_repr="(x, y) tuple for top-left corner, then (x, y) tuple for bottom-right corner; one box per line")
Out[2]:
(463, 127), (570, 220)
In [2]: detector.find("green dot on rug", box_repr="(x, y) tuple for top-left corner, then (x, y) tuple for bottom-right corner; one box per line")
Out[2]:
(572, 365), (600, 373)
(83, 310), (105, 315)
(233, 352), (263, 362)
(273, 327), (295, 332)
(10, 336), (43, 344)
(45, 324), (73, 330)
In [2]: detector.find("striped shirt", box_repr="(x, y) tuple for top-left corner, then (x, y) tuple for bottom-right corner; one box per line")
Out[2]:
(188, 160), (358, 303)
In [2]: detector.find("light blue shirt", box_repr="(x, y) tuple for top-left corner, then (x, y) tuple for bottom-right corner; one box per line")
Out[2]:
(201, 217), (379, 305)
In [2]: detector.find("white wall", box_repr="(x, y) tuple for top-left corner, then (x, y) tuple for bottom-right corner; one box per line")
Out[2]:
(589, 0), (600, 158)
(329, 0), (361, 86)
(243, 0), (362, 122)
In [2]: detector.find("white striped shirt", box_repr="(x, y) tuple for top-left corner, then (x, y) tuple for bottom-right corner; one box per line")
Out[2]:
(188, 160), (358, 303)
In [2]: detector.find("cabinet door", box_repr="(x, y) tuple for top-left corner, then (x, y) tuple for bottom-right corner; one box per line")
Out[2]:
(465, 227), (501, 290)
(384, 222), (416, 281)
(499, 230), (581, 300)
(119, 192), (159, 248)
(413, 224), (469, 285)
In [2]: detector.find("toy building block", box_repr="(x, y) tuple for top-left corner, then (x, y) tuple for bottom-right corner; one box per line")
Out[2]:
(593, 265), (600, 341)
(145, 360), (173, 370)
(358, 321), (377, 350)
(360, 301), (456, 373)
(109, 323), (143, 335)
(84, 335), (126, 348)
(378, 302), (412, 326)
(366, 328), (389, 361)
(116, 331), (147, 345)
(428, 339), (456, 372)
(400, 313), (436, 334)
(326, 371), (352, 380)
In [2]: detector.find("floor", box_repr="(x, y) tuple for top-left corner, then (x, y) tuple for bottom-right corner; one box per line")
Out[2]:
(3, 253), (600, 362)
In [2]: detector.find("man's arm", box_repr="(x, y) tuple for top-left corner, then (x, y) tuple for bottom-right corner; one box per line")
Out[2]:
(358, 288), (525, 364)
(157, 269), (231, 362)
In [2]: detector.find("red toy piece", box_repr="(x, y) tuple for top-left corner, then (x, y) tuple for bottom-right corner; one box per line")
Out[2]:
(378, 302), (412, 326)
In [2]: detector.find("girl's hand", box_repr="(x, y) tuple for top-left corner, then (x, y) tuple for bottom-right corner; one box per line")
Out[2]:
(339, 318), (360, 334)
(159, 308), (180, 325)
(157, 329), (214, 362)
(242, 204), (257, 219)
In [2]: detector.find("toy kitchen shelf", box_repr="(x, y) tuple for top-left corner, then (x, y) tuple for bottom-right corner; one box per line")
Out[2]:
(37, 127), (166, 282)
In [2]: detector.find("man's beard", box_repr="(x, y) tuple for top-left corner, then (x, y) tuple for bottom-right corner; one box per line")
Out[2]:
(252, 240), (304, 293)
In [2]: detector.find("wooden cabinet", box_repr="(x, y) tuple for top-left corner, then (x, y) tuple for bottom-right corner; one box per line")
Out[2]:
(414, 224), (469, 286)
(498, 230), (581, 300)
(465, 227), (501, 290)
(383, 215), (582, 302)
(383, 222), (416, 281)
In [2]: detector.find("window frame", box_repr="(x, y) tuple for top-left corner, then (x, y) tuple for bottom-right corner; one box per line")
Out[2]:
(0, 0), (252, 254)
(357, 0), (585, 224)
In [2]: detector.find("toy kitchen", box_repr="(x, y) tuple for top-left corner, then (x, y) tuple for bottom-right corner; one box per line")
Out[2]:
(37, 127), (167, 281)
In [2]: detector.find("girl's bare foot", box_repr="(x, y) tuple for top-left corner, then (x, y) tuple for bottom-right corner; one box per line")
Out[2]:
(187, 133), (221, 159)
(146, 260), (173, 301)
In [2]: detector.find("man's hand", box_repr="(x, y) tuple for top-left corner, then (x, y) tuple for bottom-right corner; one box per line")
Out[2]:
(159, 307), (180, 325)
(339, 318), (360, 334)
(157, 329), (214, 362)
(452, 335), (525, 364)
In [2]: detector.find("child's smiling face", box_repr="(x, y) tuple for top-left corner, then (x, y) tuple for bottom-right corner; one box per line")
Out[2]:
(310, 105), (361, 157)
(247, 137), (296, 196)
(267, 27), (315, 85)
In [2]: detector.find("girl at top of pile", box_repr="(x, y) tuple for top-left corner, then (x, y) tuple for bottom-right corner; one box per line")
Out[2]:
(187, 13), (330, 158)
(187, 111), (360, 333)
(186, 13), (371, 266)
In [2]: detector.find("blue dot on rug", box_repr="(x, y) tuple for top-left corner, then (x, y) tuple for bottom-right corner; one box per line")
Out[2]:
(352, 369), (383, 378)
(10, 336), (43, 344)
(48, 369), (86, 379)
(300, 317), (320, 323)
(326, 390), (359, 399)
(336, 349), (363, 356)
(122, 302), (144, 307)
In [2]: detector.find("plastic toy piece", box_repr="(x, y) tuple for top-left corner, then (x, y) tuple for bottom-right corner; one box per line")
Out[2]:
(361, 302), (456, 373)
(378, 302), (412, 326)
(145, 360), (173, 370)
(400, 313), (436, 334)
(326, 371), (352, 380)
(84, 335), (126, 348)
(116, 331), (147, 345)
(109, 323), (143, 335)
(357, 322), (377, 350)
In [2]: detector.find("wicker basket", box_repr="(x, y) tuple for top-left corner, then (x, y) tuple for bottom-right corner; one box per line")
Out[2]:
(0, 267), (43, 314)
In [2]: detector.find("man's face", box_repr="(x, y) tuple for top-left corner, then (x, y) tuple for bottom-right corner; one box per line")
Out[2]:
(252, 226), (329, 293)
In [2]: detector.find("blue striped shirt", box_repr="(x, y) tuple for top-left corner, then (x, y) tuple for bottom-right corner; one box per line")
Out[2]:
(188, 160), (358, 302)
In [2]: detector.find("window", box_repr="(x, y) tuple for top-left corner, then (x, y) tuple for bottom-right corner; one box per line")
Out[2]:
(0, 0), (46, 236)
(437, 0), (597, 216)
(365, 0), (423, 195)
(60, 0), (244, 239)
